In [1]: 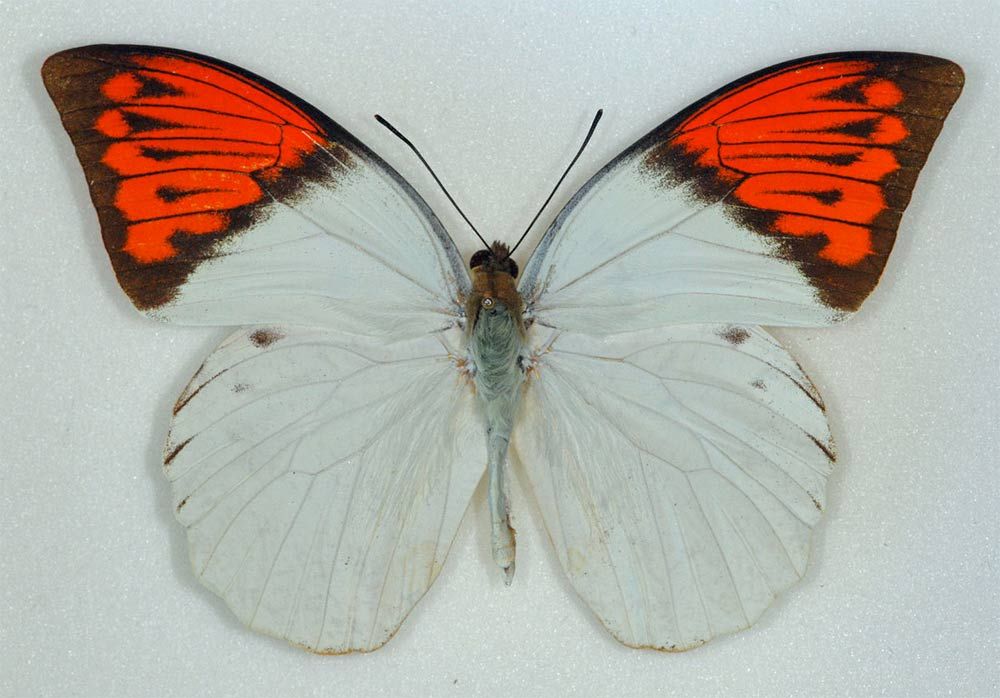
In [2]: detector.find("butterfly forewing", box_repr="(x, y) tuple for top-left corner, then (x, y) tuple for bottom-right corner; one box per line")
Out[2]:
(520, 53), (963, 333)
(42, 44), (469, 339)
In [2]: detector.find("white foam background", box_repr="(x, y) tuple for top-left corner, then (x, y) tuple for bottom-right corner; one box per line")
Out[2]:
(2, 1), (997, 696)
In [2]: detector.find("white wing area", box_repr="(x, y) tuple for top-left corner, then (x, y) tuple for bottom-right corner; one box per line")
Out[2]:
(513, 324), (834, 651)
(520, 161), (837, 334)
(164, 326), (484, 653)
(156, 146), (469, 341)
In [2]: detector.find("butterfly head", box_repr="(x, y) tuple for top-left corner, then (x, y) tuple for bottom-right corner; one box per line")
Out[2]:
(470, 241), (518, 278)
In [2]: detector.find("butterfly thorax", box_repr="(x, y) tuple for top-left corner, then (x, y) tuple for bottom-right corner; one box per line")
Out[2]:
(466, 250), (527, 447)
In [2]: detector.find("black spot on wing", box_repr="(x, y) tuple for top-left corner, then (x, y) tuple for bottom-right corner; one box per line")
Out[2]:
(249, 328), (284, 348)
(718, 326), (751, 345)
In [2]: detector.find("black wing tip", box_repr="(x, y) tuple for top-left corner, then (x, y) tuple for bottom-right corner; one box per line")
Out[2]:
(40, 44), (354, 140)
(756, 50), (964, 84)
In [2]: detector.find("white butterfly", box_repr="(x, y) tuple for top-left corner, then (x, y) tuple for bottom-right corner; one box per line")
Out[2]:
(43, 45), (963, 653)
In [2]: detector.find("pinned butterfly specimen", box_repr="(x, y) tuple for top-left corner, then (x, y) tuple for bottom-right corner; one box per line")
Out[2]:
(42, 45), (963, 654)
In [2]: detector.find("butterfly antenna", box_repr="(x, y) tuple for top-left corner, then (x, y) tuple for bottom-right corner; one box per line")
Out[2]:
(508, 109), (604, 256)
(375, 114), (491, 250)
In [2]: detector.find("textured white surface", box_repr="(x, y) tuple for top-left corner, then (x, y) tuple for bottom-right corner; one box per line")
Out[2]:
(1, 1), (997, 696)
(514, 325), (834, 651)
(167, 327), (485, 655)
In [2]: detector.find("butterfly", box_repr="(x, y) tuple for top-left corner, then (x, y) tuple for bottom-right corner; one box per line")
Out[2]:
(42, 45), (963, 654)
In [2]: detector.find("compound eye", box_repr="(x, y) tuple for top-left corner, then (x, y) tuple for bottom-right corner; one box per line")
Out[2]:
(481, 297), (495, 309)
(470, 249), (491, 269)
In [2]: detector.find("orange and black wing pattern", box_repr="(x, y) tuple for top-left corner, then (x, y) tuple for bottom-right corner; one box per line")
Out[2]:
(42, 45), (358, 309)
(642, 52), (963, 312)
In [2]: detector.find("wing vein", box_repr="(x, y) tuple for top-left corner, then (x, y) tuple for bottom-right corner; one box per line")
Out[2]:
(547, 189), (738, 296)
(261, 186), (443, 300)
(545, 372), (638, 640)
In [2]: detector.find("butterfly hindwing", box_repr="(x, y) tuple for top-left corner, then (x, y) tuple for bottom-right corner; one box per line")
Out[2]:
(43, 45), (468, 339)
(520, 53), (963, 333)
(513, 324), (833, 651)
(166, 326), (483, 654)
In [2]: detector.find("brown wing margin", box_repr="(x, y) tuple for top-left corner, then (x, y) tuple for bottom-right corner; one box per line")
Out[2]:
(638, 52), (964, 312)
(42, 44), (365, 310)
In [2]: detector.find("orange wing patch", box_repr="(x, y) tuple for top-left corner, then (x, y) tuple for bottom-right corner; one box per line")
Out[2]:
(645, 53), (963, 311)
(42, 45), (352, 309)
